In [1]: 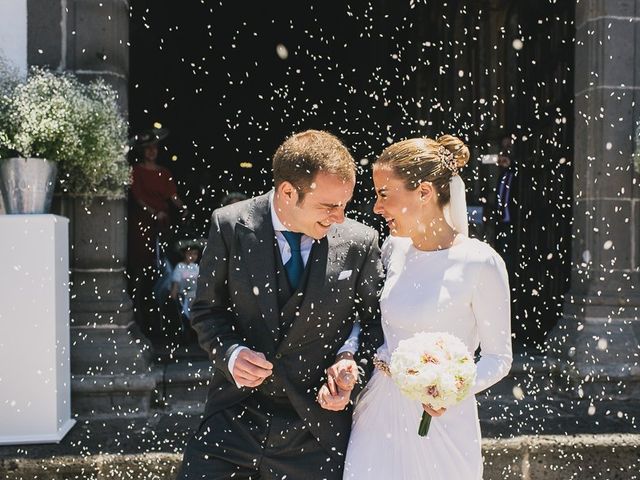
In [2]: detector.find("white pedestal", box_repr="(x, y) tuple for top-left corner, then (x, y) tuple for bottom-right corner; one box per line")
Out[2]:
(0, 215), (75, 444)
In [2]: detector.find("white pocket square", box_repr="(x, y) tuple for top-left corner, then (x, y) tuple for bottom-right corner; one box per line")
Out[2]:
(338, 270), (352, 280)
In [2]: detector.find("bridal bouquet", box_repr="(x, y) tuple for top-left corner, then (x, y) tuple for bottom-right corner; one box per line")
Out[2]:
(389, 332), (476, 436)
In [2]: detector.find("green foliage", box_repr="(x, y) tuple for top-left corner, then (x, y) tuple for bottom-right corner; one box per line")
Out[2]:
(0, 67), (130, 197)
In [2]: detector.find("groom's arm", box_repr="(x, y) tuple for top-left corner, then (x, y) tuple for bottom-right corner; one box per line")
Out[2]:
(190, 211), (247, 384)
(351, 229), (385, 395)
(319, 229), (384, 409)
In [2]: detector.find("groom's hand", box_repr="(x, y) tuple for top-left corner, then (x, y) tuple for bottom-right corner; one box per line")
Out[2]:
(232, 349), (273, 388)
(317, 383), (351, 411)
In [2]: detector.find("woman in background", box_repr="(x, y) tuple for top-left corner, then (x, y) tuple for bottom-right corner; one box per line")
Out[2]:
(128, 127), (189, 335)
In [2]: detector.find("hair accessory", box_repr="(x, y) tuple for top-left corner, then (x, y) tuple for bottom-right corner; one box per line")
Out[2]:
(437, 145), (458, 176)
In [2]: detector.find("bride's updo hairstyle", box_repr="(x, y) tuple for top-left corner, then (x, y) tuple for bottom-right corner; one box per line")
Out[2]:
(375, 135), (470, 207)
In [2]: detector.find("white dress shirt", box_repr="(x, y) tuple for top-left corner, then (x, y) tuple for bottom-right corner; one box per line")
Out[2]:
(227, 191), (360, 386)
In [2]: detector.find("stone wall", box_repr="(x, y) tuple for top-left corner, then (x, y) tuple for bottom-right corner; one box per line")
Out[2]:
(549, 0), (640, 402)
(26, 0), (155, 415)
(27, 0), (128, 111)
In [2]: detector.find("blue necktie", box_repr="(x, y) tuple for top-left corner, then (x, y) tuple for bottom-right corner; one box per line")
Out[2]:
(281, 231), (304, 290)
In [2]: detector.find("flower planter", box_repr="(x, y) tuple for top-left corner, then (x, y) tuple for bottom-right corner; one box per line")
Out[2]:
(0, 157), (57, 214)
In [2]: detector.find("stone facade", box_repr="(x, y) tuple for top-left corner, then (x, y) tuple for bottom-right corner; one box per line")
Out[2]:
(549, 0), (640, 401)
(27, 0), (128, 111)
(6, 0), (639, 415)
(26, 0), (155, 415)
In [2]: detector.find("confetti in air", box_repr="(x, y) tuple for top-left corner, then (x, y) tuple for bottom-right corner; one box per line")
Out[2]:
(0, 1), (638, 478)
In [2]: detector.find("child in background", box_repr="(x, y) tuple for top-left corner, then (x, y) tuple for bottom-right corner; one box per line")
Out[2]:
(169, 243), (200, 323)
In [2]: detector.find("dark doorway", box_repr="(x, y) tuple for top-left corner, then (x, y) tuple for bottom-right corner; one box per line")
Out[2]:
(129, 0), (574, 351)
(504, 1), (575, 350)
(129, 1), (414, 233)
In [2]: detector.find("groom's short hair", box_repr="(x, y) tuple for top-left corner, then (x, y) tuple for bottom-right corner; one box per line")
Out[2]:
(272, 130), (356, 201)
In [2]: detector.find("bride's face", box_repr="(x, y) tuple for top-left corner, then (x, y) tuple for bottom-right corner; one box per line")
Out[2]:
(373, 167), (430, 237)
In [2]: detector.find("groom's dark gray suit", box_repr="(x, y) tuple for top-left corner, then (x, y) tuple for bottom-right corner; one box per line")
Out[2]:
(178, 192), (384, 480)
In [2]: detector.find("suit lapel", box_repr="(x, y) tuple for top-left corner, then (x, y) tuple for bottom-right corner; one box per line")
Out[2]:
(237, 194), (281, 347)
(304, 236), (330, 300)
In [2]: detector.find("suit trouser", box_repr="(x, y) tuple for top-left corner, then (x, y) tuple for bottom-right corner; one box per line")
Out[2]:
(176, 394), (344, 480)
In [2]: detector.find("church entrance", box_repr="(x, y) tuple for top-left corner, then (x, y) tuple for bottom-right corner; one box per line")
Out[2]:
(129, 0), (575, 351)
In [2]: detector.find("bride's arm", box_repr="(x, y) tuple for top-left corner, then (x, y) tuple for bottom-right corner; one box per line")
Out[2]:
(470, 252), (513, 395)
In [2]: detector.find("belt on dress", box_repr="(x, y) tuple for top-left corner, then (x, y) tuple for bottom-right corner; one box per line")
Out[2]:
(373, 355), (391, 376)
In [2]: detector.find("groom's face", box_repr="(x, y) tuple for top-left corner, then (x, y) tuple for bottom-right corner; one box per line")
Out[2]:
(276, 171), (355, 239)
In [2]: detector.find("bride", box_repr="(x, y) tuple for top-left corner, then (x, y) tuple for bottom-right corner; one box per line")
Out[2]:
(343, 135), (512, 479)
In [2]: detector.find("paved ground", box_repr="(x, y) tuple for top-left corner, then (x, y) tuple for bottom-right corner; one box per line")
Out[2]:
(2, 386), (639, 461)
(1, 401), (639, 461)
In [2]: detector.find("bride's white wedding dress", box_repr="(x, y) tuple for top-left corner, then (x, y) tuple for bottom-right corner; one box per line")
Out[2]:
(344, 236), (512, 479)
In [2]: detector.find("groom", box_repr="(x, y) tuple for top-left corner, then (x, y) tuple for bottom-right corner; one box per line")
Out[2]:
(177, 130), (384, 479)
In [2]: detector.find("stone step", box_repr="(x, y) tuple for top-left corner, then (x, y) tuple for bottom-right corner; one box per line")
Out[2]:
(152, 352), (559, 413)
(1, 434), (638, 479)
(152, 360), (212, 411)
(479, 353), (557, 401)
(150, 354), (640, 441)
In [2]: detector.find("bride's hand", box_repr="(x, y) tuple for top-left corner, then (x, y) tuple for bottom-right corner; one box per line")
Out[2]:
(422, 404), (447, 417)
(326, 352), (358, 394)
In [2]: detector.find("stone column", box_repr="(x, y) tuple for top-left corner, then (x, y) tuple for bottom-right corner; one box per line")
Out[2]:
(549, 0), (640, 401)
(28, 0), (156, 415)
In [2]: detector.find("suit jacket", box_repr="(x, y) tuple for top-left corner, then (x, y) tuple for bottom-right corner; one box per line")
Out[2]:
(496, 168), (518, 224)
(190, 192), (384, 458)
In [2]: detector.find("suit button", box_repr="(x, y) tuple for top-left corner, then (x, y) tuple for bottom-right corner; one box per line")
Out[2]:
(275, 353), (282, 360)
